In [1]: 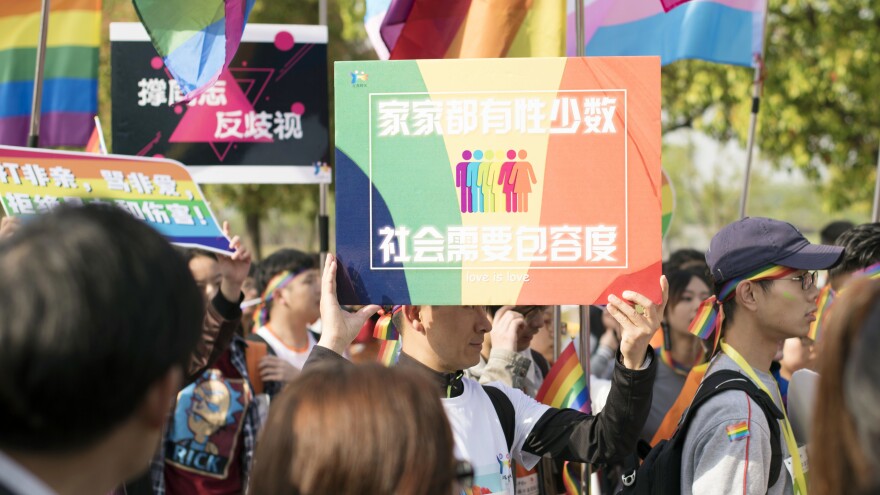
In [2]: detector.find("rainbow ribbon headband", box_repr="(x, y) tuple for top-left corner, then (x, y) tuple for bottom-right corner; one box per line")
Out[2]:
(252, 270), (303, 328)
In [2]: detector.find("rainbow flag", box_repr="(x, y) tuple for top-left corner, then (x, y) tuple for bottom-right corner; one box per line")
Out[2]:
(373, 313), (400, 340)
(725, 420), (750, 441)
(562, 462), (584, 495)
(132, 0), (255, 99)
(535, 342), (590, 414)
(377, 339), (401, 367)
(808, 285), (834, 342)
(365, 0), (565, 60)
(575, 0), (767, 67)
(856, 262), (880, 281)
(0, 0), (100, 147)
(84, 125), (101, 154)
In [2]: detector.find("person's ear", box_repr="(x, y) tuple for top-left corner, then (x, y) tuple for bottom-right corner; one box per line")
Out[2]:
(737, 281), (760, 312)
(403, 305), (425, 335)
(138, 367), (183, 429)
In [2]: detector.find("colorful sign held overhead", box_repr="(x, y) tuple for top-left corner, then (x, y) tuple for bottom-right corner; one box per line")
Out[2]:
(110, 23), (329, 184)
(334, 57), (662, 305)
(0, 145), (232, 255)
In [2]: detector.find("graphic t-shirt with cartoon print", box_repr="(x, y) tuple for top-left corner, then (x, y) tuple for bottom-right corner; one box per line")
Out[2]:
(443, 377), (550, 494)
(164, 350), (251, 494)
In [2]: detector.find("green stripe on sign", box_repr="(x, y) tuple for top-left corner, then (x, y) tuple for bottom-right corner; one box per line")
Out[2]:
(0, 46), (98, 83)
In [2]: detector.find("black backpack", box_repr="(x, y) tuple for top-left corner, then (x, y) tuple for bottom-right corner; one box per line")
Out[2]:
(620, 370), (784, 495)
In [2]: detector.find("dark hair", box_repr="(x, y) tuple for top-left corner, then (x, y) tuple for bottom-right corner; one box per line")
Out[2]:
(249, 364), (456, 495)
(664, 266), (712, 318)
(828, 223), (880, 280)
(820, 220), (855, 246)
(0, 205), (203, 452)
(255, 248), (317, 317)
(811, 278), (880, 495)
(665, 248), (708, 273)
(180, 248), (218, 263)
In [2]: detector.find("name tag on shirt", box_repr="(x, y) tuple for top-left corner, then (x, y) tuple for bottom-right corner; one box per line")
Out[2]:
(783, 445), (810, 481)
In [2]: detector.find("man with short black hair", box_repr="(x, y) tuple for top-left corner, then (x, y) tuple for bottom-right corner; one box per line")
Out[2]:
(681, 217), (844, 495)
(0, 205), (205, 495)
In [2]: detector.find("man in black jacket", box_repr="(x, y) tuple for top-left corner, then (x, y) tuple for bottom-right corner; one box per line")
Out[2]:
(305, 254), (666, 494)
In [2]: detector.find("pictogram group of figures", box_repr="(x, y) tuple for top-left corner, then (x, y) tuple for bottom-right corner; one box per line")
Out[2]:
(455, 149), (537, 214)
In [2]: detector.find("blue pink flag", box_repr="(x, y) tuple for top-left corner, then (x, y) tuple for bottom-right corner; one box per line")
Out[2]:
(572, 0), (768, 67)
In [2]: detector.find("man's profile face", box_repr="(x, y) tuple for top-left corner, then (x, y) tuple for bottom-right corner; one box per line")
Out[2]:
(514, 306), (546, 352)
(422, 305), (491, 371)
(754, 269), (821, 340)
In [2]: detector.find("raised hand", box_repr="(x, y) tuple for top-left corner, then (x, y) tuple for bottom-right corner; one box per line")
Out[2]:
(606, 276), (669, 369)
(317, 253), (381, 355)
(490, 306), (525, 353)
(217, 221), (252, 303)
(258, 355), (300, 383)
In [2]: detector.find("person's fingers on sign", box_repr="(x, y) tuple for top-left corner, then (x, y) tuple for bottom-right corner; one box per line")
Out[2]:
(607, 276), (670, 369)
(318, 254), (382, 354)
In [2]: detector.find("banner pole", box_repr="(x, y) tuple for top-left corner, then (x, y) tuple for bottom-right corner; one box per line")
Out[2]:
(575, 0), (585, 57)
(579, 305), (592, 494)
(738, 65), (763, 219)
(319, 1), (329, 266)
(553, 306), (562, 361)
(28, 0), (51, 148)
(873, 141), (880, 223)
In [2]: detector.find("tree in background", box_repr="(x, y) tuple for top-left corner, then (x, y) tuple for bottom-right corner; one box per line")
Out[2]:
(662, 0), (880, 213)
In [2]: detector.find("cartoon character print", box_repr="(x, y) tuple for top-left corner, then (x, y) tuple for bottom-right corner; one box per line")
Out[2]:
(496, 453), (513, 484)
(165, 369), (250, 478)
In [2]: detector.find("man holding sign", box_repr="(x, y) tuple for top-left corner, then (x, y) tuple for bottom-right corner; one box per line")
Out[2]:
(306, 254), (666, 494)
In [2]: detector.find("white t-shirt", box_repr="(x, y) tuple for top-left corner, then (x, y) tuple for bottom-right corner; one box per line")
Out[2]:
(442, 377), (551, 494)
(255, 326), (316, 370)
(0, 450), (56, 495)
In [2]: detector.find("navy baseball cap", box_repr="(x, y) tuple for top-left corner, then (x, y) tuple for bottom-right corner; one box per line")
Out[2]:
(706, 217), (844, 283)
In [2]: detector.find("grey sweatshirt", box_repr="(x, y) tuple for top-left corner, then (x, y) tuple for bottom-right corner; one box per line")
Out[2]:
(681, 353), (797, 495)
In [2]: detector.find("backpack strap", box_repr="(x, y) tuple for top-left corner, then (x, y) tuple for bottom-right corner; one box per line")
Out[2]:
(483, 385), (516, 452)
(676, 370), (785, 485)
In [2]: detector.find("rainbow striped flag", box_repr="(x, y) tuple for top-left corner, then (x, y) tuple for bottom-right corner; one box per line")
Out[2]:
(575, 0), (767, 67)
(377, 339), (401, 367)
(365, 0), (565, 60)
(0, 0), (100, 147)
(132, 0), (255, 100)
(562, 462), (584, 495)
(725, 420), (750, 441)
(808, 285), (834, 342)
(535, 341), (590, 414)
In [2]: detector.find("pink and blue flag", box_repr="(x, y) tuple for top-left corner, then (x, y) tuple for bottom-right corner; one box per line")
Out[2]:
(132, 0), (255, 100)
(571, 0), (767, 67)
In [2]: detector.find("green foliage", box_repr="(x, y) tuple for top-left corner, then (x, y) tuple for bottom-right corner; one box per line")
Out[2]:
(662, 0), (880, 212)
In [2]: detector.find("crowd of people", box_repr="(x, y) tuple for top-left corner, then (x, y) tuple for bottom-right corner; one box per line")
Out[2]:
(0, 206), (878, 495)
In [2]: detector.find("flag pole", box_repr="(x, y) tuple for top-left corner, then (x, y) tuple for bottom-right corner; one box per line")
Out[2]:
(872, 142), (880, 222)
(574, 0), (592, 489)
(738, 1), (770, 218)
(28, 0), (51, 148)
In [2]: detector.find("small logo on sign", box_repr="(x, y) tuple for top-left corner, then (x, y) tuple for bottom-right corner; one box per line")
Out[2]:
(350, 71), (368, 87)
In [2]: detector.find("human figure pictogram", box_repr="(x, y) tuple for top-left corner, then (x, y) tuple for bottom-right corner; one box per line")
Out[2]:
(478, 150), (497, 213)
(467, 150), (483, 213)
(455, 150), (472, 213)
(511, 149), (537, 213)
(498, 149), (518, 213)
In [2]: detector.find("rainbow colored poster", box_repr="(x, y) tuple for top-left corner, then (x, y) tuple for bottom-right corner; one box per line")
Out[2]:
(335, 57), (662, 305)
(0, 146), (232, 255)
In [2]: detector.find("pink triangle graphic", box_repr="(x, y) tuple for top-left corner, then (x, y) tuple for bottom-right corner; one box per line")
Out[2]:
(169, 69), (274, 145)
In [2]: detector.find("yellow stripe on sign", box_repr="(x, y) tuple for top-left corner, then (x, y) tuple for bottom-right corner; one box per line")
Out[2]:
(0, 11), (100, 51)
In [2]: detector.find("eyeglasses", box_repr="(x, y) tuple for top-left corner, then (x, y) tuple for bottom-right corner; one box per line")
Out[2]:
(787, 271), (818, 291)
(454, 460), (475, 489)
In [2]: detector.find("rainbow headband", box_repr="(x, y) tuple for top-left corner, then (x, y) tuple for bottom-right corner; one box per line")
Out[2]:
(689, 264), (799, 348)
(253, 270), (303, 328)
(373, 305), (403, 340)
